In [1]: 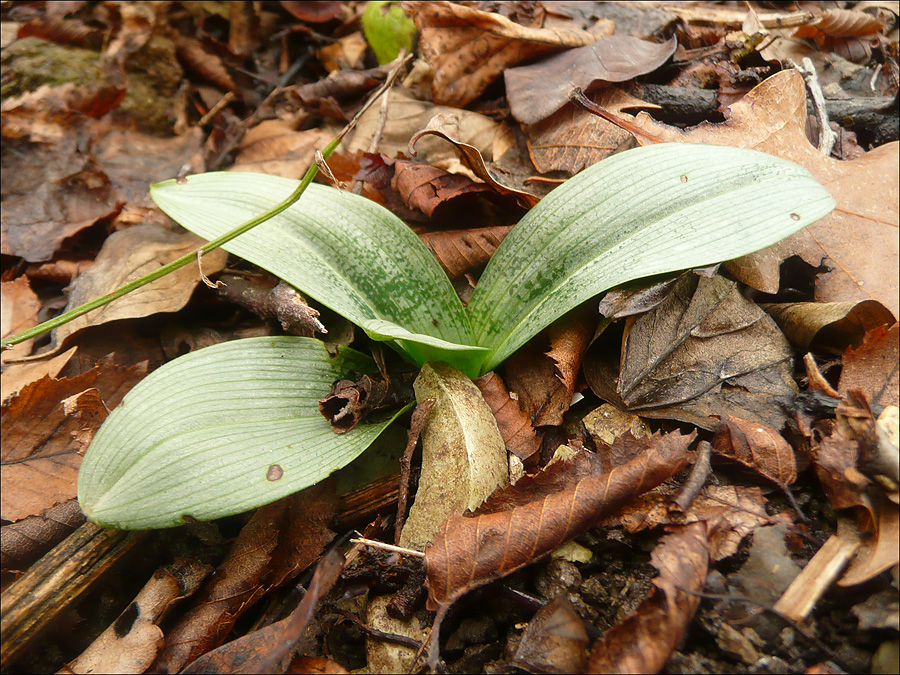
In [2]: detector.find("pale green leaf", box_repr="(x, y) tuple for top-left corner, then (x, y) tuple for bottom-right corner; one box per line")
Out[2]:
(77, 337), (402, 529)
(362, 1), (416, 64)
(468, 143), (836, 373)
(150, 174), (472, 354)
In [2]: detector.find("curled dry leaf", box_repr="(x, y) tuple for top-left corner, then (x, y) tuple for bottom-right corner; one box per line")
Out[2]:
(505, 35), (677, 125)
(839, 323), (899, 407)
(474, 372), (541, 462)
(171, 31), (236, 93)
(391, 159), (492, 218)
(762, 300), (895, 354)
(801, 8), (886, 38)
(47, 224), (228, 353)
(399, 362), (509, 551)
(409, 115), (540, 207)
(425, 430), (693, 609)
(586, 522), (709, 675)
(510, 594), (589, 674)
(403, 0), (595, 108)
(634, 70), (900, 317)
(713, 416), (798, 486)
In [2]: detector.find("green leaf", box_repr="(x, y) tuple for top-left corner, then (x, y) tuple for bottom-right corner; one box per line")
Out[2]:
(362, 1), (417, 65)
(77, 337), (403, 529)
(467, 143), (836, 373)
(150, 172), (473, 362)
(362, 319), (489, 378)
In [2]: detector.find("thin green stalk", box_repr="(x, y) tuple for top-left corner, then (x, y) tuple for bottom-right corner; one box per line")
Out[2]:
(1, 53), (411, 350)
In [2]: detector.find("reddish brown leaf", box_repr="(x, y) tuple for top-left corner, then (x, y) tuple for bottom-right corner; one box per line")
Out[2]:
(156, 484), (338, 673)
(800, 8), (885, 38)
(403, 0), (595, 108)
(230, 120), (333, 179)
(287, 657), (349, 674)
(839, 323), (899, 407)
(181, 550), (345, 674)
(586, 522), (709, 674)
(0, 357), (148, 523)
(0, 498), (84, 570)
(280, 0), (344, 23)
(391, 160), (492, 218)
(473, 372), (541, 461)
(763, 300), (895, 355)
(510, 594), (589, 673)
(505, 35), (677, 125)
(425, 430), (694, 609)
(171, 32), (236, 93)
(713, 416), (798, 486)
(420, 225), (513, 280)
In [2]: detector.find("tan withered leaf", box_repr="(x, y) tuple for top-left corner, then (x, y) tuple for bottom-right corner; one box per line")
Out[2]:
(180, 550), (345, 675)
(510, 594), (589, 673)
(156, 484), (338, 673)
(587, 273), (797, 431)
(0, 357), (148, 522)
(713, 416), (798, 486)
(424, 430), (693, 609)
(230, 120), (335, 178)
(0, 276), (42, 363)
(473, 372), (541, 461)
(526, 87), (657, 175)
(635, 70), (900, 317)
(403, 0), (595, 108)
(586, 522), (708, 674)
(506, 35), (677, 125)
(49, 224), (228, 352)
(420, 225), (514, 280)
(839, 323), (899, 407)
(762, 300), (895, 354)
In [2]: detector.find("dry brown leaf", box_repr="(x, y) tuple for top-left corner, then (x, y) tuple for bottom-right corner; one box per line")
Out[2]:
(587, 273), (797, 431)
(582, 404), (651, 450)
(409, 115), (540, 207)
(506, 35), (676, 125)
(425, 430), (693, 609)
(403, 0), (595, 108)
(156, 484), (338, 673)
(171, 31), (236, 92)
(526, 87), (656, 175)
(0, 498), (84, 570)
(281, 1), (345, 23)
(180, 551), (345, 675)
(230, 120), (335, 178)
(586, 522), (709, 674)
(763, 300), (895, 355)
(839, 323), (899, 407)
(800, 7), (886, 38)
(1, 347), (78, 404)
(391, 159), (492, 218)
(473, 372), (541, 462)
(0, 356), (148, 522)
(1, 276), (42, 363)
(840, 492), (899, 586)
(67, 557), (211, 675)
(713, 416), (798, 486)
(634, 70), (900, 317)
(420, 225), (514, 279)
(510, 594), (589, 673)
(48, 224), (228, 352)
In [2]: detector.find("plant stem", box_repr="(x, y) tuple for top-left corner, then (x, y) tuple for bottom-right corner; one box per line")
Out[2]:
(1, 53), (412, 350)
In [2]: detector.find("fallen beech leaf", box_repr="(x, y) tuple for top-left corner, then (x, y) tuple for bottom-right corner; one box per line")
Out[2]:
(634, 70), (900, 316)
(400, 362), (509, 551)
(799, 7), (885, 38)
(425, 430), (693, 609)
(391, 159), (492, 218)
(230, 120), (335, 178)
(67, 558), (210, 675)
(587, 273), (797, 430)
(171, 32), (236, 92)
(0, 498), (85, 570)
(49, 224), (228, 352)
(0, 357), (147, 523)
(840, 493), (899, 586)
(181, 550), (345, 674)
(586, 522), (709, 674)
(506, 35), (677, 125)
(526, 87), (657, 175)
(839, 323), (899, 407)
(420, 225), (514, 279)
(1, 277), (41, 363)
(0, 347), (77, 404)
(156, 485), (338, 673)
(763, 300), (895, 354)
(474, 372), (541, 462)
(582, 404), (651, 450)
(403, 0), (595, 107)
(713, 416), (798, 486)
(511, 594), (588, 673)
(409, 115), (540, 207)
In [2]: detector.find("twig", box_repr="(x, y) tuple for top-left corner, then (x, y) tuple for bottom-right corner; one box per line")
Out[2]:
(352, 51), (403, 195)
(568, 88), (663, 145)
(196, 250), (225, 288)
(350, 537), (425, 558)
(395, 398), (435, 545)
(332, 608), (423, 650)
(672, 440), (712, 512)
(1, 52), (413, 350)
(197, 90), (236, 127)
(794, 57), (836, 156)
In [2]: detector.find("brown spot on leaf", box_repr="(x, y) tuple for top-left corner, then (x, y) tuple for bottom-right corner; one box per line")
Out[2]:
(266, 465), (283, 481)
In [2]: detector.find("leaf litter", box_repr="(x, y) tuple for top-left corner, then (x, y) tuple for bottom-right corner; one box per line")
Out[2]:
(1, 1), (898, 673)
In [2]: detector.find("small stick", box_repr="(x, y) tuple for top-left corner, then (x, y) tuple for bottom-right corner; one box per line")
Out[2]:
(395, 398), (435, 545)
(672, 440), (712, 512)
(350, 537), (425, 558)
(568, 88), (663, 145)
(196, 250), (225, 288)
(197, 91), (236, 127)
(794, 57), (836, 156)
